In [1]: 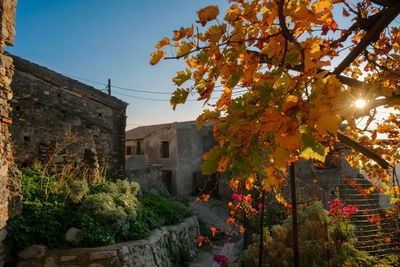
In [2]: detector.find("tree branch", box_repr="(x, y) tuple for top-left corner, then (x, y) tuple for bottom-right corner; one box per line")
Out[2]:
(332, 3), (400, 75)
(337, 132), (391, 169)
(277, 0), (304, 71)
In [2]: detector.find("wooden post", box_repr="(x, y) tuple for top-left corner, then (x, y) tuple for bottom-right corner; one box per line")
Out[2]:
(107, 79), (111, 95)
(290, 162), (299, 267)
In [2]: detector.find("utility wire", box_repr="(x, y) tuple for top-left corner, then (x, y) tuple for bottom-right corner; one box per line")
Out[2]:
(113, 91), (221, 102)
(63, 72), (244, 98)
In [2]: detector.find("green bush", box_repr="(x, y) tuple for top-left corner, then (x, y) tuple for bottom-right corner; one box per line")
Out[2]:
(77, 214), (116, 247)
(68, 180), (89, 203)
(5, 200), (79, 250)
(140, 191), (192, 225)
(6, 167), (191, 250)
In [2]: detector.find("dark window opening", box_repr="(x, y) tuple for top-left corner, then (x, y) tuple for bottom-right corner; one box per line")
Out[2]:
(15, 106), (20, 111)
(161, 141), (169, 158)
(98, 113), (103, 117)
(162, 170), (173, 194)
(23, 136), (30, 142)
(126, 146), (133, 155)
(136, 140), (141, 155)
(57, 93), (62, 98)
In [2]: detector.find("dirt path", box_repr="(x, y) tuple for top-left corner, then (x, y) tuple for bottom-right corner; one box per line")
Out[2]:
(189, 197), (243, 267)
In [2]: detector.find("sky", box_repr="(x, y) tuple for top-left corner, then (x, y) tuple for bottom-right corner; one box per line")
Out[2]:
(8, 0), (229, 130)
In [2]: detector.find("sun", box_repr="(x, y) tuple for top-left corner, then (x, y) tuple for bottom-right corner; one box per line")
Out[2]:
(355, 99), (366, 109)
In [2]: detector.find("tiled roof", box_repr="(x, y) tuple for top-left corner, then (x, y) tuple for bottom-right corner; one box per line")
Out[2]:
(125, 123), (173, 140)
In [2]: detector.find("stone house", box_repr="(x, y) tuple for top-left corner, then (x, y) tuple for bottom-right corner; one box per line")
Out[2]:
(9, 55), (128, 179)
(125, 121), (216, 196)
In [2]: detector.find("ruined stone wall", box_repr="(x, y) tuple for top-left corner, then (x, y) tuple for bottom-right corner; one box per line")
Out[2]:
(9, 55), (127, 180)
(0, 0), (18, 265)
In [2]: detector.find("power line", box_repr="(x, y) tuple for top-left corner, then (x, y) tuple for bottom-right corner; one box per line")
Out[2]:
(113, 91), (171, 101)
(63, 72), (244, 100)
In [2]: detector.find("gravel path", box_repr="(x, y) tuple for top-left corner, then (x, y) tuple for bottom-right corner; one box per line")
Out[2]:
(189, 197), (243, 267)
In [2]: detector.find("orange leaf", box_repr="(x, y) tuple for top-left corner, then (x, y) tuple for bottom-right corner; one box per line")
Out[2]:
(210, 227), (217, 237)
(155, 37), (170, 49)
(227, 217), (235, 225)
(385, 237), (391, 243)
(150, 50), (166, 65)
(202, 194), (210, 202)
(197, 6), (219, 26)
(196, 236), (207, 246)
(282, 95), (299, 114)
(240, 226), (245, 233)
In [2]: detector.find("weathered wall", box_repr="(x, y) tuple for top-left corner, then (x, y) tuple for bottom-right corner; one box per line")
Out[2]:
(176, 121), (216, 196)
(0, 0), (19, 266)
(126, 163), (170, 197)
(9, 56), (127, 179)
(16, 216), (199, 267)
(142, 123), (178, 194)
(137, 121), (216, 196)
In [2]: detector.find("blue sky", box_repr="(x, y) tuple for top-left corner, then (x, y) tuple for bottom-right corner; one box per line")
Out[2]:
(8, 0), (229, 129)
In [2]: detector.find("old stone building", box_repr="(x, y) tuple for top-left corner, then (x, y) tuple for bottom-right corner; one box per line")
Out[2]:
(10, 55), (128, 180)
(0, 0), (19, 265)
(125, 121), (216, 196)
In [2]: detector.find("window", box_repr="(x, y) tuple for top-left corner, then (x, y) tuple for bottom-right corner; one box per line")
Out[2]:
(126, 146), (133, 155)
(161, 141), (169, 158)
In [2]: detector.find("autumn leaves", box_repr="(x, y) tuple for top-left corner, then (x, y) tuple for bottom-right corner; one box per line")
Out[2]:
(150, 0), (400, 203)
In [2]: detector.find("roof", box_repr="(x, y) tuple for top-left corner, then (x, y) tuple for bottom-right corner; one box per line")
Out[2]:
(126, 123), (174, 140)
(10, 54), (128, 109)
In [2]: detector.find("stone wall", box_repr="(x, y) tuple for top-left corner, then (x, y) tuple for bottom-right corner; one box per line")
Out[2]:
(0, 0), (19, 266)
(16, 216), (199, 267)
(126, 163), (170, 197)
(9, 55), (127, 179)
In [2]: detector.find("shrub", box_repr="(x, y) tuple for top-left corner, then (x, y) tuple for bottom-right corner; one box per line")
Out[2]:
(243, 202), (375, 267)
(68, 180), (89, 203)
(5, 200), (79, 250)
(140, 191), (192, 225)
(77, 214), (116, 247)
(6, 166), (192, 250)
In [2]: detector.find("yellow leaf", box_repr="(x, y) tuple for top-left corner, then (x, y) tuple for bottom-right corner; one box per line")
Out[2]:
(275, 131), (300, 152)
(301, 147), (327, 162)
(272, 147), (290, 171)
(197, 5), (219, 26)
(315, 112), (341, 135)
(155, 37), (170, 49)
(313, 0), (331, 12)
(150, 50), (166, 65)
(262, 177), (280, 192)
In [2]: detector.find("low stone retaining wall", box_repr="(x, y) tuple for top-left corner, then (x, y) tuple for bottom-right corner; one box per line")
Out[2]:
(16, 216), (199, 267)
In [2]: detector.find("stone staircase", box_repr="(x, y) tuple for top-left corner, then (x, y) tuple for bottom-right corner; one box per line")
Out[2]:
(338, 176), (399, 256)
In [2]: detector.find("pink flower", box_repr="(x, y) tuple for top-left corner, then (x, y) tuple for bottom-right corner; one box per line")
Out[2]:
(213, 255), (228, 267)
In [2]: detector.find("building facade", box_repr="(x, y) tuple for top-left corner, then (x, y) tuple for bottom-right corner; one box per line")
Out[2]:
(125, 121), (216, 196)
(10, 55), (128, 179)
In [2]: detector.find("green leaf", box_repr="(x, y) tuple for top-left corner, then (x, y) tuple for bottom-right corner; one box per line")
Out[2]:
(201, 147), (222, 175)
(177, 41), (195, 58)
(228, 70), (243, 88)
(170, 88), (190, 110)
(301, 134), (327, 162)
(285, 50), (300, 66)
(172, 69), (192, 86)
